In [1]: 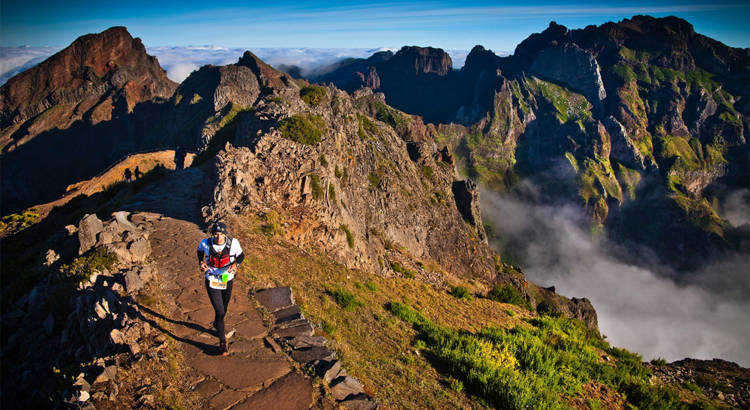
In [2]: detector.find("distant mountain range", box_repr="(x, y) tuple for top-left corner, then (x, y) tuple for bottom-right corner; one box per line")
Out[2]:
(1, 15), (747, 273)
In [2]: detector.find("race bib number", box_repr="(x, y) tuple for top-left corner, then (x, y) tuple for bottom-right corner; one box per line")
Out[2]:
(209, 281), (227, 290)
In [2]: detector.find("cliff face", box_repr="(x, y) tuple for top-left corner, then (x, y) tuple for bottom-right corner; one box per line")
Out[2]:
(0, 27), (178, 214)
(198, 75), (596, 327)
(318, 46), (467, 124)
(423, 15), (748, 270)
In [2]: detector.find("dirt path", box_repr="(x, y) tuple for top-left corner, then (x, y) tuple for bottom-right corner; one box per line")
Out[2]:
(126, 168), (315, 410)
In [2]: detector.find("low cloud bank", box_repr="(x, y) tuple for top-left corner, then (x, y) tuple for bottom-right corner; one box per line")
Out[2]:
(0, 46), (63, 85)
(2, 46), (473, 86)
(480, 186), (750, 367)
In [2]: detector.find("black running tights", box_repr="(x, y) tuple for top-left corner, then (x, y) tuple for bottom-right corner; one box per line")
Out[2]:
(204, 278), (233, 343)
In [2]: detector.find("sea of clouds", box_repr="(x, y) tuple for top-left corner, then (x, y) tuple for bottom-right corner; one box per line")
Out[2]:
(480, 182), (750, 367)
(0, 45), (472, 85)
(0, 46), (64, 85)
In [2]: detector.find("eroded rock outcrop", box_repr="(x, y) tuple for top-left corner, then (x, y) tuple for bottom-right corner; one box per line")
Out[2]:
(530, 43), (606, 114)
(201, 84), (494, 280)
(0, 26), (176, 148)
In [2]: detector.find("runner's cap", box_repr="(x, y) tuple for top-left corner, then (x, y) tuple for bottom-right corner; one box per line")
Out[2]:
(212, 222), (228, 234)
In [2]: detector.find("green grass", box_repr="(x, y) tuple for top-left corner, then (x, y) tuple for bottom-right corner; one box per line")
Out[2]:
(328, 183), (336, 201)
(59, 247), (119, 283)
(389, 302), (709, 410)
(339, 224), (354, 248)
(368, 172), (382, 190)
(449, 285), (473, 301)
(260, 210), (285, 236)
(391, 262), (415, 279)
(487, 284), (531, 310)
(278, 114), (326, 145)
(309, 174), (324, 200)
(300, 85), (327, 106)
(331, 287), (364, 311)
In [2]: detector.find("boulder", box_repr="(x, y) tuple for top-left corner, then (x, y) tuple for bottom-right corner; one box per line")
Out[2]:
(288, 336), (327, 349)
(330, 376), (366, 401)
(290, 346), (337, 364)
(124, 269), (143, 293)
(315, 359), (346, 382)
(127, 237), (151, 262)
(254, 287), (295, 312)
(112, 211), (138, 234)
(79, 214), (104, 255)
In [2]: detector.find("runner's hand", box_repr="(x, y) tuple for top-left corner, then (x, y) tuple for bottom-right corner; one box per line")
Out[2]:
(228, 263), (237, 273)
(199, 261), (208, 272)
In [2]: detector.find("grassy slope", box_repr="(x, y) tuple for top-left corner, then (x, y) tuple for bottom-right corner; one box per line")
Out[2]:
(230, 212), (725, 410)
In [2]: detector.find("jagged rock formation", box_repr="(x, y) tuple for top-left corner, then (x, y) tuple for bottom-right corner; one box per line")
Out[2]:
(0, 211), (157, 409)
(316, 15), (749, 270)
(199, 76), (595, 324)
(647, 358), (750, 409)
(0, 26), (176, 145)
(321, 46), (466, 124)
(201, 86), (493, 279)
(161, 51), (296, 151)
(0, 27), (178, 215)
(529, 43), (607, 115)
(313, 51), (393, 87)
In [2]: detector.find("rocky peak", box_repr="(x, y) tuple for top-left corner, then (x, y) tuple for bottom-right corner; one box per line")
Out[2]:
(0, 26), (179, 215)
(237, 51), (293, 89)
(462, 45), (503, 85)
(383, 46), (454, 76)
(0, 26), (176, 137)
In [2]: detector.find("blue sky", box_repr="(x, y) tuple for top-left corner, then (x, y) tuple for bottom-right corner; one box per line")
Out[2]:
(1, 0), (749, 52)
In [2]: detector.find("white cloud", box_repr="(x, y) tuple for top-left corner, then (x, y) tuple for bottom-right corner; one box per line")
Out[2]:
(1, 45), (481, 86)
(480, 186), (750, 367)
(0, 46), (62, 85)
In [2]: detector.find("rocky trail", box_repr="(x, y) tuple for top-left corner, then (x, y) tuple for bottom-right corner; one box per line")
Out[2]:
(119, 168), (372, 409)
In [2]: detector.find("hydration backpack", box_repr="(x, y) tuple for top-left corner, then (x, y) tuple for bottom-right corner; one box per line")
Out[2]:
(208, 237), (233, 268)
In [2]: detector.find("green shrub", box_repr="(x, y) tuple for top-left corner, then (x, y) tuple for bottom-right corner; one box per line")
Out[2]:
(0, 209), (39, 231)
(487, 284), (531, 310)
(334, 165), (343, 178)
(318, 154), (328, 166)
(261, 210), (285, 236)
(365, 281), (378, 292)
(309, 174), (324, 200)
(368, 172), (382, 190)
(300, 85), (326, 106)
(331, 287), (363, 311)
(391, 262), (415, 278)
(651, 357), (668, 366)
(328, 184), (336, 201)
(449, 377), (464, 393)
(450, 285), (473, 301)
(279, 114), (326, 145)
(422, 166), (433, 181)
(60, 248), (118, 283)
(339, 224), (354, 248)
(682, 381), (702, 395)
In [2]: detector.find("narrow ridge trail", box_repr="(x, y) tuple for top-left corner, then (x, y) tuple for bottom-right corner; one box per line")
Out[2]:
(124, 168), (315, 410)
